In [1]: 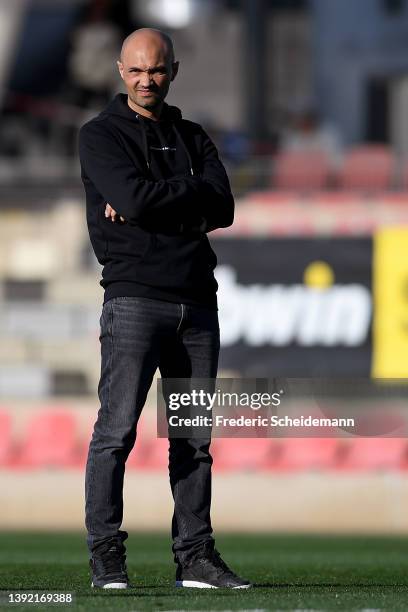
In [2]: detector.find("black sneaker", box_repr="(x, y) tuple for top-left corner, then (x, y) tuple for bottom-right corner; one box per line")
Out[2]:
(90, 539), (130, 589)
(175, 546), (252, 589)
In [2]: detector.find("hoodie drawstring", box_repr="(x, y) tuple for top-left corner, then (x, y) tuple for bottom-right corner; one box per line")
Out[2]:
(172, 123), (194, 176)
(138, 117), (151, 171)
(136, 114), (194, 176)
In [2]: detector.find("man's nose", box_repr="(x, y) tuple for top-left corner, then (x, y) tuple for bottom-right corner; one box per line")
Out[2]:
(139, 72), (152, 87)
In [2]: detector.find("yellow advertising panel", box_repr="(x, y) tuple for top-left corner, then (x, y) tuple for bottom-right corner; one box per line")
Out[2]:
(372, 227), (408, 377)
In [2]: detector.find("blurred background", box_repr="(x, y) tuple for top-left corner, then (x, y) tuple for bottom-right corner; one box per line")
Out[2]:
(2, 0), (408, 534)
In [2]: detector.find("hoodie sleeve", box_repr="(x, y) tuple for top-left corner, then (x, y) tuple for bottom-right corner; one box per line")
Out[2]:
(195, 127), (235, 232)
(79, 121), (205, 227)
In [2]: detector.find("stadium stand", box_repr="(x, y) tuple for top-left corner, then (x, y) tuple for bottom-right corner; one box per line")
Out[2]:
(139, 437), (170, 470)
(73, 415), (96, 468)
(336, 145), (395, 191)
(212, 437), (276, 472)
(2, 407), (408, 473)
(0, 410), (13, 467)
(13, 409), (79, 469)
(335, 437), (408, 471)
(126, 415), (168, 470)
(272, 150), (332, 191)
(268, 437), (340, 472)
(268, 145), (402, 192)
(400, 157), (408, 191)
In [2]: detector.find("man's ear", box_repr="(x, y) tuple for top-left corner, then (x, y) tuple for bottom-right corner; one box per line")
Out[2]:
(117, 60), (124, 80)
(171, 61), (179, 81)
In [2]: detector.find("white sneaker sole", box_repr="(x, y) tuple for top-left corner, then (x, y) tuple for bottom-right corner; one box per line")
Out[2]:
(175, 580), (252, 589)
(91, 581), (128, 589)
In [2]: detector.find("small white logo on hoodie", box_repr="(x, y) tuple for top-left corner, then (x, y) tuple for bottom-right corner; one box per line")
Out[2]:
(150, 146), (177, 151)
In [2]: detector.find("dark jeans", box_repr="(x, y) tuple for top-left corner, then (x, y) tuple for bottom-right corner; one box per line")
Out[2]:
(85, 296), (220, 565)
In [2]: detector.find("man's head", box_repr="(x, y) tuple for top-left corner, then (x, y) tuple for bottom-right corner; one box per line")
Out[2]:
(117, 28), (178, 117)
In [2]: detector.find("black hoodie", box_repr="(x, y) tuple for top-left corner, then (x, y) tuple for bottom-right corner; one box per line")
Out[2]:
(78, 93), (234, 309)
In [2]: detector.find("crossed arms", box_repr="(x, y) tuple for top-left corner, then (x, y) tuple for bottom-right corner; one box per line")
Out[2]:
(79, 122), (234, 234)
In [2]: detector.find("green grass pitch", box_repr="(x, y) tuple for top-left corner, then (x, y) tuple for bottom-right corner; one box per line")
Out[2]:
(1, 531), (408, 610)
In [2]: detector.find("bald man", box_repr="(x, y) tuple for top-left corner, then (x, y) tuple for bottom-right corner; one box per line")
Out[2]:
(79, 29), (251, 590)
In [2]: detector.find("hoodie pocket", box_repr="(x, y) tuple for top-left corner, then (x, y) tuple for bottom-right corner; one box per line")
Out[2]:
(141, 233), (157, 262)
(143, 232), (216, 280)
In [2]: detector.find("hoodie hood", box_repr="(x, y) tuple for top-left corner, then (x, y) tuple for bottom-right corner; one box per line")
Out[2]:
(100, 93), (193, 174)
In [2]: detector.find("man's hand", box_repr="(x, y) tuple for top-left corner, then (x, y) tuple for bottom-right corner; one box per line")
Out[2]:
(105, 203), (125, 222)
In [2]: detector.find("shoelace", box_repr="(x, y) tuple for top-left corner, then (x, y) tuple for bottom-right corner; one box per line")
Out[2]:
(197, 548), (234, 577)
(210, 549), (235, 575)
(212, 550), (231, 569)
(97, 545), (128, 577)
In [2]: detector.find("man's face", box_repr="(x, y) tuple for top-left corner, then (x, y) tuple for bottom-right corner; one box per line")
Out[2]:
(117, 39), (178, 112)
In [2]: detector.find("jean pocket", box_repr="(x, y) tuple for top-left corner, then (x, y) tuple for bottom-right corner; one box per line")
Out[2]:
(99, 301), (114, 338)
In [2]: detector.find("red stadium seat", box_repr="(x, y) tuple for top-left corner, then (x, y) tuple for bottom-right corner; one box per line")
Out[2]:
(247, 190), (301, 205)
(336, 437), (408, 471)
(73, 416), (96, 469)
(140, 437), (169, 470)
(127, 415), (162, 469)
(269, 438), (339, 471)
(15, 410), (79, 469)
(75, 413), (163, 471)
(337, 145), (394, 191)
(212, 438), (276, 472)
(400, 159), (408, 191)
(272, 151), (331, 191)
(0, 411), (14, 466)
(312, 191), (363, 206)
